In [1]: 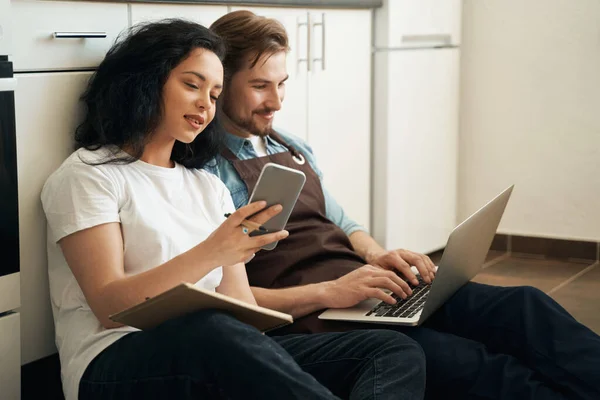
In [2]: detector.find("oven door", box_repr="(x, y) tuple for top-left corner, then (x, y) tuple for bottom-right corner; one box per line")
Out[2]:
(0, 74), (21, 314)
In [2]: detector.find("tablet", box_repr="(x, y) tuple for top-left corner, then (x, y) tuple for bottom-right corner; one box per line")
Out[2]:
(248, 162), (306, 250)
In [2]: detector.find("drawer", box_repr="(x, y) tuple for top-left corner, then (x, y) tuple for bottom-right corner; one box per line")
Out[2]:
(11, 0), (128, 71)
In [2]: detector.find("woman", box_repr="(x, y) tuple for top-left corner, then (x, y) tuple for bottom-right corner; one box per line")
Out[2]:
(41, 19), (426, 400)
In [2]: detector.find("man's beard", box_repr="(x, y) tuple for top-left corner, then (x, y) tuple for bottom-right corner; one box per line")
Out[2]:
(222, 99), (275, 138)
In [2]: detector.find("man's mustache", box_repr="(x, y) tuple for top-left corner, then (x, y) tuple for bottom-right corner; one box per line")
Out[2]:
(253, 108), (276, 115)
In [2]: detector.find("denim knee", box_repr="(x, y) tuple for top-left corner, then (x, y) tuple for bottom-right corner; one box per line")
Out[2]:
(161, 309), (257, 350)
(373, 330), (426, 374)
(510, 285), (548, 306)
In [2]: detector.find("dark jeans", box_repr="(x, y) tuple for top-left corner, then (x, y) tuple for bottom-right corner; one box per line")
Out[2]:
(418, 282), (600, 399)
(311, 282), (600, 400)
(79, 309), (426, 399)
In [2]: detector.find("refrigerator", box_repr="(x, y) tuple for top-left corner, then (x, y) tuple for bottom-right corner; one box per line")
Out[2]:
(0, 0), (21, 398)
(372, 0), (462, 255)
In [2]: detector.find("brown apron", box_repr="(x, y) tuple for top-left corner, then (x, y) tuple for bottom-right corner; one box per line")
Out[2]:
(221, 133), (367, 334)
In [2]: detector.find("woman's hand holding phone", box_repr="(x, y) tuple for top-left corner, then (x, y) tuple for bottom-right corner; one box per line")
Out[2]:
(202, 201), (289, 267)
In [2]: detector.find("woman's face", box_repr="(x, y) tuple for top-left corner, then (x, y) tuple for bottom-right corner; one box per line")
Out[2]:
(155, 48), (224, 144)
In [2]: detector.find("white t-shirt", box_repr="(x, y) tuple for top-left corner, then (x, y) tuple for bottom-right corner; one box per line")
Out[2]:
(41, 147), (235, 400)
(249, 135), (268, 157)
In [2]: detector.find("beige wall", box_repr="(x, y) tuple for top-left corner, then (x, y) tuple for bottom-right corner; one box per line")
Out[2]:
(458, 0), (600, 241)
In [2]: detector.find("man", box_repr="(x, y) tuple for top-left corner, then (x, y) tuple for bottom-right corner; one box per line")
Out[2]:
(207, 10), (600, 400)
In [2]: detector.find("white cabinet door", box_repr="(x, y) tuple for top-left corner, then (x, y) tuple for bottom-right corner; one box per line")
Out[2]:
(0, 313), (20, 400)
(130, 4), (228, 27)
(15, 71), (93, 364)
(375, 0), (462, 47)
(373, 49), (459, 254)
(230, 6), (310, 142)
(307, 10), (372, 229)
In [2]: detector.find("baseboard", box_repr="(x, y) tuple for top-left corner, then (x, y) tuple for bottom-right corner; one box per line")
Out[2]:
(490, 234), (599, 262)
(427, 234), (600, 263)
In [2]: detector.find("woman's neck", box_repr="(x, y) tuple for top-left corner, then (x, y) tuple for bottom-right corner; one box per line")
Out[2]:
(138, 138), (176, 168)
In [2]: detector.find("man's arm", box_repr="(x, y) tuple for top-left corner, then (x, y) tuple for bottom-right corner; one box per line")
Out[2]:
(349, 230), (436, 285)
(348, 230), (386, 264)
(251, 284), (329, 318)
(251, 265), (413, 318)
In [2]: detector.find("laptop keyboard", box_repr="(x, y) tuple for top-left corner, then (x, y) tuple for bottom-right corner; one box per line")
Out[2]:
(365, 275), (432, 319)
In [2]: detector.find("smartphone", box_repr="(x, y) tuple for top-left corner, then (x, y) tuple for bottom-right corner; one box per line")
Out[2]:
(247, 163), (306, 250)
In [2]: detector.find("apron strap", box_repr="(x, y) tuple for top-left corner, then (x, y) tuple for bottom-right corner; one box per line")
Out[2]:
(220, 145), (239, 162)
(269, 131), (304, 161)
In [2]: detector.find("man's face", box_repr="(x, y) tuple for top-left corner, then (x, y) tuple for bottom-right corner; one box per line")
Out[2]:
(221, 51), (288, 138)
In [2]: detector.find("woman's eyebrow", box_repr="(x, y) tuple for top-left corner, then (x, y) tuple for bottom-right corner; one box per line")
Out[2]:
(182, 71), (223, 89)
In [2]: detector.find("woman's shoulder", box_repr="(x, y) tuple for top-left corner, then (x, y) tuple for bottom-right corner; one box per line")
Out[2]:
(42, 147), (121, 198)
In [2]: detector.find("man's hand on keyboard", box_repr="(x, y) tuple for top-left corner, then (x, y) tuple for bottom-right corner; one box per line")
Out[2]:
(320, 265), (414, 308)
(366, 249), (436, 286)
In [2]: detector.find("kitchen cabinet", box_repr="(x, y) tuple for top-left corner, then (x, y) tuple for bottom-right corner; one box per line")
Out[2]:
(0, 313), (20, 399)
(130, 3), (228, 27)
(373, 49), (459, 254)
(232, 6), (372, 229)
(11, 0), (128, 71)
(15, 71), (95, 363)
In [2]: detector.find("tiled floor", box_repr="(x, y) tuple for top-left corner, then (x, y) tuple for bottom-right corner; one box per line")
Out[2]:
(466, 251), (600, 334)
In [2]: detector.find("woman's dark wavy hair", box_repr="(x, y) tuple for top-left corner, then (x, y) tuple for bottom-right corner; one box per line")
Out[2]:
(75, 19), (226, 168)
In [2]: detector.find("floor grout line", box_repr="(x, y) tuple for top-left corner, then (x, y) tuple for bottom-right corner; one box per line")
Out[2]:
(546, 262), (599, 296)
(482, 252), (511, 269)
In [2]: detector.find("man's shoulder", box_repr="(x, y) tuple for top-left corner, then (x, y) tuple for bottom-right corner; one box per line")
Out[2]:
(273, 128), (313, 154)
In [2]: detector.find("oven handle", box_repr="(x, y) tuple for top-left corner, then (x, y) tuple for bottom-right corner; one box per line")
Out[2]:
(0, 77), (17, 92)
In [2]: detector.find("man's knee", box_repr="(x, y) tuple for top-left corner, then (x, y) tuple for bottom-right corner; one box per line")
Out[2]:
(510, 285), (548, 305)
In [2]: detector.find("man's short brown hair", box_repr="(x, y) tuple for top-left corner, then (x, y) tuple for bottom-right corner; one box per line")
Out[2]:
(210, 10), (290, 83)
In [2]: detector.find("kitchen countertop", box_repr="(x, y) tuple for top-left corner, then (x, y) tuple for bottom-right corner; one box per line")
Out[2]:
(108, 0), (382, 8)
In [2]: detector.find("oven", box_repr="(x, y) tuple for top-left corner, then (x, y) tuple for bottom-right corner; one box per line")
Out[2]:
(0, 2), (21, 395)
(0, 56), (20, 295)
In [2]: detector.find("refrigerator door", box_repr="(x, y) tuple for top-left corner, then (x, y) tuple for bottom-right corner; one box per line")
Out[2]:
(373, 48), (459, 254)
(374, 0), (462, 48)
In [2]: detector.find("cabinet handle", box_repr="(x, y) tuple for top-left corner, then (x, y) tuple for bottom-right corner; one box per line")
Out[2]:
(296, 15), (310, 72)
(53, 32), (107, 39)
(311, 13), (326, 71)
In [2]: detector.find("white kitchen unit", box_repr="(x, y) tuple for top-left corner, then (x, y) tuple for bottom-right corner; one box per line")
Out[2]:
(15, 71), (95, 364)
(10, 0), (129, 367)
(0, 0), (12, 55)
(130, 3), (228, 27)
(231, 6), (372, 229)
(11, 0), (128, 71)
(372, 0), (462, 254)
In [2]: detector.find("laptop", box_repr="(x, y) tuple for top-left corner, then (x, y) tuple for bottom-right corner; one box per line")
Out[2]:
(319, 185), (514, 326)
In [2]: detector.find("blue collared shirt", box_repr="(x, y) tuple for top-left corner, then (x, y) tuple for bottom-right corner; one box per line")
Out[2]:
(203, 129), (367, 237)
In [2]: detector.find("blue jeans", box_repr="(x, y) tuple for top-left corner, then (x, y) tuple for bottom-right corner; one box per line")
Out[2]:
(79, 309), (426, 399)
(414, 282), (600, 400)
(305, 282), (600, 399)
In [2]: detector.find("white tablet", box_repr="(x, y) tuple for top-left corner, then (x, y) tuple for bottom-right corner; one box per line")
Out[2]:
(248, 162), (306, 250)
